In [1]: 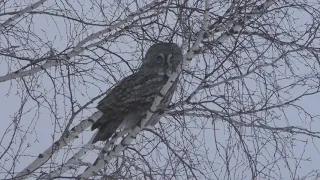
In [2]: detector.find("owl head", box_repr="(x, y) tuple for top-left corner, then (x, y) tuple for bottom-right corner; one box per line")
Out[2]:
(141, 43), (183, 75)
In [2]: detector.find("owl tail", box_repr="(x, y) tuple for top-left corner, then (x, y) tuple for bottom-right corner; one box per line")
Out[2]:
(91, 129), (114, 144)
(91, 117), (123, 144)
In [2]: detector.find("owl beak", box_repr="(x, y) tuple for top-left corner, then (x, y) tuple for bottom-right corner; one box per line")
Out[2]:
(166, 54), (173, 70)
(164, 53), (174, 76)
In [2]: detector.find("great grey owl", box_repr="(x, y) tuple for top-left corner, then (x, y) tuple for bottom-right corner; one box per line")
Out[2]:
(91, 43), (183, 143)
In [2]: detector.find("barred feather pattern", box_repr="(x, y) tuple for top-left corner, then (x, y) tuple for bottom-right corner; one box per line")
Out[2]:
(91, 43), (182, 143)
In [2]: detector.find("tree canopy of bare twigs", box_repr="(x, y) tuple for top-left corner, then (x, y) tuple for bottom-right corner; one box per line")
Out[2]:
(1, 0), (320, 179)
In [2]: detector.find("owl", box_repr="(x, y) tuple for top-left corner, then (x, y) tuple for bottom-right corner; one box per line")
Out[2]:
(91, 43), (183, 143)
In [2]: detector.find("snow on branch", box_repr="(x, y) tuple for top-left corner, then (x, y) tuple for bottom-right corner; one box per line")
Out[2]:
(77, 0), (211, 179)
(0, 0), (164, 83)
(0, 0), (48, 32)
(14, 111), (103, 180)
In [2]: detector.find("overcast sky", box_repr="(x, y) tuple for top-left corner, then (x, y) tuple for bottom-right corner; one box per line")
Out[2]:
(1, 0), (320, 179)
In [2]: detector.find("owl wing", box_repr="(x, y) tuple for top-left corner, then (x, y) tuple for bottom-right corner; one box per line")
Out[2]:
(91, 70), (167, 143)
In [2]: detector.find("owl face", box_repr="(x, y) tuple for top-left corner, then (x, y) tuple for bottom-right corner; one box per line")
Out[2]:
(141, 43), (183, 75)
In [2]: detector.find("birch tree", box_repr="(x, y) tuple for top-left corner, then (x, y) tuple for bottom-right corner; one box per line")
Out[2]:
(1, 0), (320, 179)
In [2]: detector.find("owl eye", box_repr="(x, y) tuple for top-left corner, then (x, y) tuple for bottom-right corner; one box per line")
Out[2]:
(157, 53), (165, 62)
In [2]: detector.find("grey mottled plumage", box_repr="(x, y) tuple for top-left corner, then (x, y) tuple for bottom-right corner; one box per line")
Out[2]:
(91, 43), (183, 143)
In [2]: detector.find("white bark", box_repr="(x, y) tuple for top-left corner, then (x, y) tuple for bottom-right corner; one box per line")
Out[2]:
(12, 1), (278, 179)
(78, 0), (278, 178)
(38, 134), (97, 180)
(41, 129), (131, 179)
(14, 111), (103, 180)
(0, 0), (48, 32)
(185, 0), (277, 106)
(78, 0), (211, 178)
(0, 0), (161, 83)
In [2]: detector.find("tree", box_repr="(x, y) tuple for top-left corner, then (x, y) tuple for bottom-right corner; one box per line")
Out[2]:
(1, 0), (320, 179)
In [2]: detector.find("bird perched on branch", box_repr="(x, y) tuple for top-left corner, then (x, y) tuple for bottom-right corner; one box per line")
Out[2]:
(91, 43), (183, 143)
